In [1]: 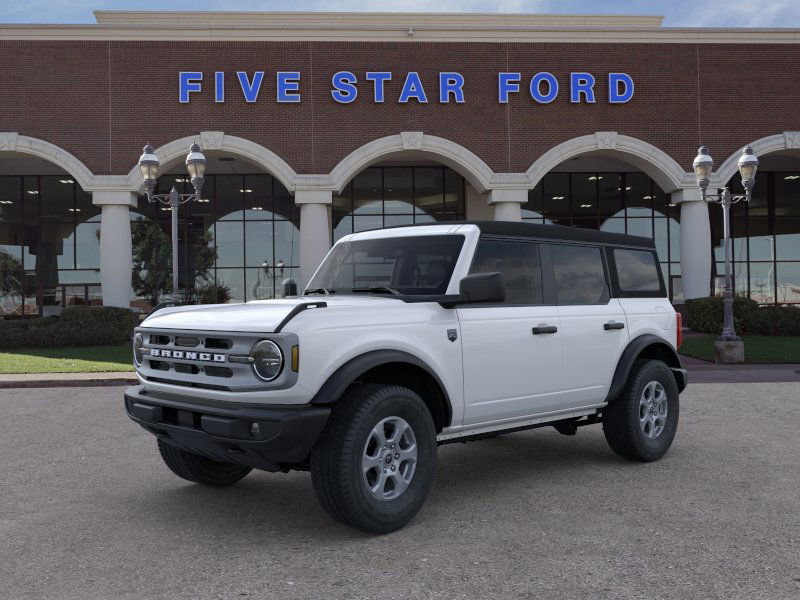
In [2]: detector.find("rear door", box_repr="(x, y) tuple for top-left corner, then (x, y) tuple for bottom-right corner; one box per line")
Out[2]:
(458, 237), (563, 426)
(543, 243), (629, 407)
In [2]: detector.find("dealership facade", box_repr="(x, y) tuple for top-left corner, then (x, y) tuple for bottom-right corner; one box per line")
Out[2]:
(1, 11), (799, 315)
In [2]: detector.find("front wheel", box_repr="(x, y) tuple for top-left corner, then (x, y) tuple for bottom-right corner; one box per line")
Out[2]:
(602, 359), (679, 462)
(311, 384), (438, 534)
(157, 439), (252, 486)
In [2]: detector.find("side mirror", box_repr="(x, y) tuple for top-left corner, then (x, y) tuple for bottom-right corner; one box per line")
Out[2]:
(282, 278), (298, 297)
(458, 271), (505, 304)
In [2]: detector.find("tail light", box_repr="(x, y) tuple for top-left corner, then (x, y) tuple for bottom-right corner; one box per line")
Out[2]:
(675, 312), (683, 349)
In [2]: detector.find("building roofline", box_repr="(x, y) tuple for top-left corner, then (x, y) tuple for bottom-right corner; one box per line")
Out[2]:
(1, 11), (799, 44)
(91, 10), (665, 28)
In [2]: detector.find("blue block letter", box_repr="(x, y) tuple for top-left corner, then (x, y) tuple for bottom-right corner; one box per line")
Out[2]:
(366, 72), (392, 103)
(608, 73), (634, 104)
(179, 72), (203, 103)
(570, 73), (596, 103)
(331, 71), (358, 104)
(277, 71), (301, 103)
(237, 71), (264, 103)
(439, 72), (465, 103)
(399, 72), (428, 103)
(498, 73), (521, 103)
(214, 72), (224, 103)
(530, 72), (558, 104)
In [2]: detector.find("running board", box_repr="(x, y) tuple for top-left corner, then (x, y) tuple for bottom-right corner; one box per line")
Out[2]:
(437, 404), (605, 444)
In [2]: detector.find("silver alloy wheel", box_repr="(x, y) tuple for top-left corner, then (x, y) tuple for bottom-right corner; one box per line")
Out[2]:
(362, 416), (418, 501)
(639, 380), (668, 439)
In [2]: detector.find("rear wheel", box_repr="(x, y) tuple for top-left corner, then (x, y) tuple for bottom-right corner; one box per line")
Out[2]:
(157, 439), (252, 486)
(311, 384), (438, 534)
(602, 359), (679, 462)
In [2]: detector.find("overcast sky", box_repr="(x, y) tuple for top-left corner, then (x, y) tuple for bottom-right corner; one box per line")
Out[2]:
(1, 0), (798, 27)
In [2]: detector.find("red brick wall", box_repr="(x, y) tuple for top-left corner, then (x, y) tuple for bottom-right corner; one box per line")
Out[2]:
(1, 39), (798, 177)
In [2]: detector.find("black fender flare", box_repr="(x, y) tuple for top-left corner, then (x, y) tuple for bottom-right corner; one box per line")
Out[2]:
(605, 334), (687, 403)
(309, 349), (453, 427)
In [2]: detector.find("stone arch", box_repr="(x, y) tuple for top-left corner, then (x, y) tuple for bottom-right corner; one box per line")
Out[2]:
(0, 132), (95, 190)
(123, 131), (298, 192)
(526, 132), (691, 193)
(328, 132), (496, 194)
(713, 131), (800, 186)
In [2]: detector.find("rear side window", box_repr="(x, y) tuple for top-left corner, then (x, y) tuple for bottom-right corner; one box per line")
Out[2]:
(469, 239), (543, 304)
(613, 248), (661, 292)
(549, 245), (607, 304)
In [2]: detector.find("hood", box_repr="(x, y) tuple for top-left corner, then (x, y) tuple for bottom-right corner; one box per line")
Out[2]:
(140, 295), (399, 333)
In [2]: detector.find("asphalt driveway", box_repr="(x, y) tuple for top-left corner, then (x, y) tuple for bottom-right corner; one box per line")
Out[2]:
(0, 383), (798, 599)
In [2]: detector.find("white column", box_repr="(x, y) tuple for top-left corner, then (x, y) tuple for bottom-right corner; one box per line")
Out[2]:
(487, 188), (528, 221)
(94, 191), (136, 308)
(673, 188), (711, 300)
(296, 189), (333, 289)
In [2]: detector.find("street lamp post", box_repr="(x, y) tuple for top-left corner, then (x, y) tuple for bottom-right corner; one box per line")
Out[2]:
(138, 143), (206, 304)
(692, 144), (759, 362)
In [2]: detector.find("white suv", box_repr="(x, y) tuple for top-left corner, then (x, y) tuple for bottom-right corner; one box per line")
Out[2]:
(125, 222), (687, 533)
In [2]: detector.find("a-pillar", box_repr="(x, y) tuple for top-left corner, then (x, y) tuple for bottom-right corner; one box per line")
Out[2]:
(296, 189), (332, 289)
(488, 188), (528, 221)
(93, 191), (137, 308)
(673, 188), (712, 300)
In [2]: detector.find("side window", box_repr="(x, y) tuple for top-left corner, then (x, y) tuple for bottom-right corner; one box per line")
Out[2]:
(549, 244), (608, 304)
(613, 248), (662, 292)
(469, 239), (543, 304)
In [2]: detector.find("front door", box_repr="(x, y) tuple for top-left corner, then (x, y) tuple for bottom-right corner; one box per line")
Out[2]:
(458, 238), (563, 426)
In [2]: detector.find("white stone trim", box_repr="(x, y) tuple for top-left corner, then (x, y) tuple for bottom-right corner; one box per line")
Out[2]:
(123, 132), (298, 192)
(329, 132), (495, 194)
(712, 131), (800, 187)
(0, 132), (96, 191)
(526, 132), (691, 193)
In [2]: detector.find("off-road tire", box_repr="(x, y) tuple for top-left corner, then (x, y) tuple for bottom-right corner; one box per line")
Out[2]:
(602, 359), (679, 462)
(157, 439), (252, 486)
(310, 384), (438, 534)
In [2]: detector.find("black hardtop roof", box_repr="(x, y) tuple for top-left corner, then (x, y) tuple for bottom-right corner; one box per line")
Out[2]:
(389, 220), (656, 249)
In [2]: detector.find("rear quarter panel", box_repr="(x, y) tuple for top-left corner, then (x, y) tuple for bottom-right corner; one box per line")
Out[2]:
(617, 298), (677, 349)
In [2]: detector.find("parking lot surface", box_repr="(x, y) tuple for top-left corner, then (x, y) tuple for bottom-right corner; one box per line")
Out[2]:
(1, 383), (798, 600)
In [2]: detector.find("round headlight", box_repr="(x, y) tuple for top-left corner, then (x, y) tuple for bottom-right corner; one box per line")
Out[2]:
(251, 340), (283, 382)
(133, 333), (144, 367)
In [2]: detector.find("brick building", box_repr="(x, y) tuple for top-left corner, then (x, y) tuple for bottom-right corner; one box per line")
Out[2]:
(1, 11), (799, 314)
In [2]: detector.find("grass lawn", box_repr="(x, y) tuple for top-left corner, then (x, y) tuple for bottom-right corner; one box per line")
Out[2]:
(0, 344), (134, 374)
(680, 335), (800, 364)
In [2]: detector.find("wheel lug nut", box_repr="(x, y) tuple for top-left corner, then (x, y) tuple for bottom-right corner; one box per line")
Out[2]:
(395, 453), (400, 459)
(390, 444), (395, 448)
(390, 465), (396, 471)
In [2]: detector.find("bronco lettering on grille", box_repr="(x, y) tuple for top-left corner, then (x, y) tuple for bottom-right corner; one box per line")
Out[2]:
(149, 348), (226, 362)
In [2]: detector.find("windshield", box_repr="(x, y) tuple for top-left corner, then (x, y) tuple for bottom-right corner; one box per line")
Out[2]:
(307, 235), (465, 296)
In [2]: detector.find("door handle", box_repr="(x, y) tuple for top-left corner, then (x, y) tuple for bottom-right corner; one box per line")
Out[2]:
(604, 321), (625, 330)
(532, 325), (558, 335)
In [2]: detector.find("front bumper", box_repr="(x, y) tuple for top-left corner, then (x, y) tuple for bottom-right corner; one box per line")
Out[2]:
(124, 385), (330, 472)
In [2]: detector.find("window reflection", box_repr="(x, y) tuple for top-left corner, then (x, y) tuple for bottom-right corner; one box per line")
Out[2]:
(0, 175), (100, 316)
(333, 166), (466, 242)
(129, 173), (299, 312)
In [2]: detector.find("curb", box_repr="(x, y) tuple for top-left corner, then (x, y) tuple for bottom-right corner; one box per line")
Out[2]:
(0, 374), (137, 389)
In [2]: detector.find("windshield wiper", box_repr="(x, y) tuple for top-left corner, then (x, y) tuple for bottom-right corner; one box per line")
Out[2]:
(305, 288), (335, 296)
(351, 286), (401, 296)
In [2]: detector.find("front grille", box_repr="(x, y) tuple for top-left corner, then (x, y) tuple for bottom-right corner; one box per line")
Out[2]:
(147, 376), (231, 392)
(205, 337), (233, 349)
(135, 327), (293, 392)
(205, 366), (233, 378)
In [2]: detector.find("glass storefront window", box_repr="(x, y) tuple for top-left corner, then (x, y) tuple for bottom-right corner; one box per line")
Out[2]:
(0, 175), (101, 316)
(333, 166), (465, 242)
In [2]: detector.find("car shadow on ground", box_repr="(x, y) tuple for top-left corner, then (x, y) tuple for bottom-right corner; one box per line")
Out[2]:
(126, 427), (635, 539)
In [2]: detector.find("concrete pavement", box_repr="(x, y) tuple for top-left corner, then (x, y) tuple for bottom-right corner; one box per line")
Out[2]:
(0, 383), (798, 599)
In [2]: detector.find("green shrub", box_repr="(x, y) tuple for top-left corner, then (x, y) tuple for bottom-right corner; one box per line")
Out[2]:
(0, 306), (136, 349)
(685, 296), (800, 336)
